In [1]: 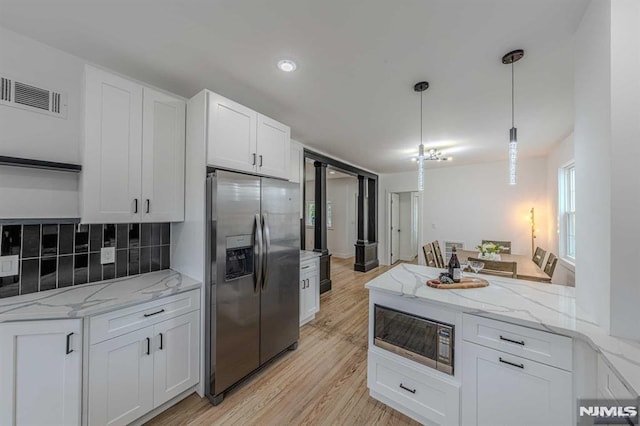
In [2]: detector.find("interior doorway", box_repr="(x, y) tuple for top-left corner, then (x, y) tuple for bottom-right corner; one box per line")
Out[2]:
(389, 191), (420, 264)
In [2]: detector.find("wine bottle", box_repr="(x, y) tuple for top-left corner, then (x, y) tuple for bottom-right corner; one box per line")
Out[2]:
(448, 245), (461, 283)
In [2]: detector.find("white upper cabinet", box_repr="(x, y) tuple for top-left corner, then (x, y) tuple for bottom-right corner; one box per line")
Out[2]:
(83, 65), (143, 223)
(205, 91), (290, 179)
(207, 92), (258, 173)
(289, 140), (303, 184)
(142, 87), (186, 222)
(83, 65), (185, 223)
(257, 113), (290, 179)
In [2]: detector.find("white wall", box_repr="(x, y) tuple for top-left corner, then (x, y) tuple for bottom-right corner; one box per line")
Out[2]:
(546, 133), (575, 286)
(379, 157), (549, 267)
(0, 26), (84, 218)
(574, 0), (612, 331)
(608, 0), (640, 340)
(305, 176), (357, 257)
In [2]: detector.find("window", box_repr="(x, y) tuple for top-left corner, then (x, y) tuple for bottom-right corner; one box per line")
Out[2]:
(305, 201), (332, 228)
(560, 162), (575, 261)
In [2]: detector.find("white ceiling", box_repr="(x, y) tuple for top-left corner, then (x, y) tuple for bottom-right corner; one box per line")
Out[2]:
(0, 0), (588, 173)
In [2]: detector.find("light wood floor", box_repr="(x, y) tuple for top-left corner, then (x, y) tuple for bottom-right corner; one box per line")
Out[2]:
(147, 257), (419, 426)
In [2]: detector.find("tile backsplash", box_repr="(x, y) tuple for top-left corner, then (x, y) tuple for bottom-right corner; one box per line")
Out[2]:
(0, 222), (171, 298)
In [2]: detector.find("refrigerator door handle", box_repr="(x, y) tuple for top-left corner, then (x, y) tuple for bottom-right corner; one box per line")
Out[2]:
(262, 213), (271, 290)
(254, 213), (263, 293)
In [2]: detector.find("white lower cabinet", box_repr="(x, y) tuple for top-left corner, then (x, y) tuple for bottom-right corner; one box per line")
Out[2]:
(300, 256), (320, 326)
(368, 350), (460, 426)
(0, 319), (82, 426)
(461, 341), (572, 426)
(88, 293), (200, 426)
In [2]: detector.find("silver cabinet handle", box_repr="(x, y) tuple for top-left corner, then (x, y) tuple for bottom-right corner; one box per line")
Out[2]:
(259, 155), (263, 167)
(146, 337), (151, 355)
(301, 265), (310, 269)
(159, 332), (164, 350)
(66, 333), (73, 355)
(499, 357), (524, 369)
(133, 198), (138, 214)
(499, 335), (525, 346)
(146, 199), (150, 214)
(252, 153), (257, 166)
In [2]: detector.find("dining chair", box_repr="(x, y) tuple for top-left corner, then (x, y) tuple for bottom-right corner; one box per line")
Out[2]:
(468, 257), (518, 279)
(532, 247), (547, 268)
(422, 243), (437, 267)
(431, 240), (445, 268)
(544, 253), (558, 278)
(481, 240), (512, 254)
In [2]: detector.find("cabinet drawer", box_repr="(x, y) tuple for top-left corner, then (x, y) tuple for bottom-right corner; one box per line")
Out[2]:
(462, 314), (572, 371)
(89, 290), (200, 344)
(368, 350), (460, 426)
(300, 258), (318, 275)
(597, 354), (636, 401)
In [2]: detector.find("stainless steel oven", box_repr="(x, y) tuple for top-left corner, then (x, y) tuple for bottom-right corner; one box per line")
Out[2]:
(373, 304), (454, 375)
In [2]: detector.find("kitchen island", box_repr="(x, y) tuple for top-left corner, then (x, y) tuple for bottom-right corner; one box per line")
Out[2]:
(365, 264), (640, 426)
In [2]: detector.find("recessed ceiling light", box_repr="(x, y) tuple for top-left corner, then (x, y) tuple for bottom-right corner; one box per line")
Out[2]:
(277, 59), (297, 72)
(329, 170), (336, 174)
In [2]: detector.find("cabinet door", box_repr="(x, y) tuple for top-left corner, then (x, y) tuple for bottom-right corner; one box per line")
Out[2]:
(207, 92), (257, 173)
(299, 276), (309, 325)
(89, 327), (154, 426)
(153, 310), (200, 407)
(257, 113), (290, 179)
(461, 341), (572, 426)
(306, 272), (319, 317)
(0, 319), (82, 426)
(83, 65), (143, 223)
(289, 141), (302, 183)
(141, 87), (186, 222)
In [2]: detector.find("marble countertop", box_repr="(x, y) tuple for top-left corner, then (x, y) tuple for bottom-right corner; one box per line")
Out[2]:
(365, 263), (640, 396)
(300, 250), (322, 262)
(0, 270), (201, 323)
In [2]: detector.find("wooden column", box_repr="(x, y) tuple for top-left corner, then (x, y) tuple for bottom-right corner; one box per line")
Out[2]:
(314, 161), (332, 293)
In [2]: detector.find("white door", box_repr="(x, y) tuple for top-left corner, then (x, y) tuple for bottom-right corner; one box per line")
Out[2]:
(461, 341), (572, 426)
(257, 113), (290, 179)
(207, 92), (257, 173)
(390, 193), (400, 264)
(141, 87), (186, 222)
(89, 327), (154, 426)
(0, 319), (82, 426)
(83, 65), (143, 223)
(153, 311), (200, 407)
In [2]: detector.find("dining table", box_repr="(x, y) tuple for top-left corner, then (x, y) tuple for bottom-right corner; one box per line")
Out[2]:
(456, 249), (551, 283)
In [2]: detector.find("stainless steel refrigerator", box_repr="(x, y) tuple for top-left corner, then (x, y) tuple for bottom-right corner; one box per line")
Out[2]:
(205, 170), (300, 405)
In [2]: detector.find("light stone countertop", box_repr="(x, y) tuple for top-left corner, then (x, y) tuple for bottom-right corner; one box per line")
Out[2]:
(300, 250), (322, 262)
(0, 270), (201, 323)
(365, 263), (640, 397)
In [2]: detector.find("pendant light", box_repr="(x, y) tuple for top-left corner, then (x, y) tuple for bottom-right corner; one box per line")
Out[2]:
(502, 49), (524, 185)
(414, 81), (429, 192)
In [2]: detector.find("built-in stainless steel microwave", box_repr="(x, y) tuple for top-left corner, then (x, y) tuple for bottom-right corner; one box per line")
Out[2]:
(373, 304), (454, 375)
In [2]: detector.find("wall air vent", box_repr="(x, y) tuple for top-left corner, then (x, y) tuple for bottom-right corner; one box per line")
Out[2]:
(0, 74), (67, 119)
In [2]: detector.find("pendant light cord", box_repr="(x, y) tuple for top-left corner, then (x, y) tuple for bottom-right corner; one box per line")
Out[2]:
(420, 91), (423, 146)
(511, 62), (515, 128)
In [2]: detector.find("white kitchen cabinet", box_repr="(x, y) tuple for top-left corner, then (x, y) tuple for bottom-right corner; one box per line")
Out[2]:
(88, 290), (200, 426)
(153, 310), (200, 407)
(461, 340), (572, 426)
(88, 327), (155, 426)
(289, 140), (303, 184)
(83, 65), (143, 223)
(82, 65), (185, 223)
(142, 87), (186, 222)
(205, 90), (290, 179)
(257, 113), (290, 179)
(0, 319), (82, 426)
(300, 256), (320, 326)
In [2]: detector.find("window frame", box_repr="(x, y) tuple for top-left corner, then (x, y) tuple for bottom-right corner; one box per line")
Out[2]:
(305, 201), (332, 228)
(558, 161), (576, 264)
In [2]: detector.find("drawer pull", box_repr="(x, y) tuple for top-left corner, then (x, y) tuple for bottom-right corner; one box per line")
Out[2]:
(499, 335), (525, 346)
(399, 383), (416, 394)
(66, 333), (74, 355)
(499, 357), (524, 369)
(144, 309), (165, 318)
(301, 265), (310, 269)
